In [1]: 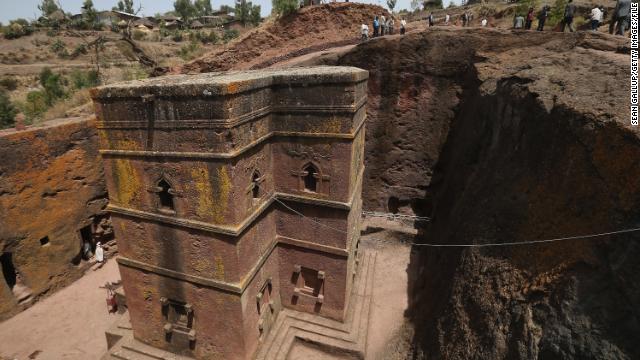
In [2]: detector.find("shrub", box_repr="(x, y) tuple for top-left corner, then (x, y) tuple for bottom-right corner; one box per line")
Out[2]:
(272, 0), (298, 16)
(46, 29), (58, 37)
(0, 89), (17, 128)
(172, 31), (184, 42)
(0, 76), (19, 91)
(22, 90), (48, 121)
(39, 67), (66, 105)
(70, 69), (100, 89)
(179, 41), (200, 60)
(121, 65), (149, 81)
(223, 29), (239, 43)
(71, 44), (88, 58)
(50, 39), (66, 54)
(548, 0), (567, 26)
(3, 21), (34, 39)
(132, 29), (147, 40)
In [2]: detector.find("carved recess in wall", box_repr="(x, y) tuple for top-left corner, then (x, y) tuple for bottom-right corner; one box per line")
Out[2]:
(284, 143), (332, 161)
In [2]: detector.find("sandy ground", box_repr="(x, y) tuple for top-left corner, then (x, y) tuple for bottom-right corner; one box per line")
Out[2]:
(0, 259), (121, 360)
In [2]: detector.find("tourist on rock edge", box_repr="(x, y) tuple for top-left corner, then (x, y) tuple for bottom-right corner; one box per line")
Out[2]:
(373, 16), (380, 37)
(428, 12), (434, 27)
(591, 5), (604, 31)
(561, 0), (577, 32)
(610, 0), (631, 35)
(525, 7), (535, 30)
(361, 23), (369, 41)
(381, 14), (387, 35)
(445, 13), (451, 25)
(400, 18), (407, 34)
(481, 18), (488, 27)
(537, 5), (549, 31)
(513, 13), (525, 29)
(387, 17), (394, 35)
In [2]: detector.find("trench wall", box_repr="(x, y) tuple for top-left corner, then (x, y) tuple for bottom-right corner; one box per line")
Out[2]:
(0, 117), (109, 320)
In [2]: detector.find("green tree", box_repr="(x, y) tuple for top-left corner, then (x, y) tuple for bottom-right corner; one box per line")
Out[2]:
(194, 0), (213, 16)
(39, 67), (66, 106)
(220, 4), (234, 13)
(250, 4), (262, 26)
(410, 0), (421, 11)
(0, 89), (17, 129)
(236, 0), (251, 25)
(38, 0), (59, 16)
(387, 0), (397, 12)
(82, 0), (98, 27)
(174, 0), (196, 22)
(114, 0), (135, 13)
(548, 0), (567, 25)
(272, 0), (298, 16)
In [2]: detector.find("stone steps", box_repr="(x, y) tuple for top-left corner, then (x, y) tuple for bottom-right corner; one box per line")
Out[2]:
(255, 250), (377, 359)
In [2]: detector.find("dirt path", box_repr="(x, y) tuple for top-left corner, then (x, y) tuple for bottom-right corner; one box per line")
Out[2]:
(0, 260), (121, 360)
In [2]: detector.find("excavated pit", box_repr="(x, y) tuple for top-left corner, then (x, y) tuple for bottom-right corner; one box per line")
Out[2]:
(299, 28), (639, 359)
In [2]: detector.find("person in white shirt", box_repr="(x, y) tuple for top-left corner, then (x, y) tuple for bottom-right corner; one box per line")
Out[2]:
(95, 242), (104, 262)
(361, 23), (369, 41)
(400, 18), (407, 34)
(590, 6), (603, 30)
(445, 14), (450, 25)
(380, 15), (386, 35)
(481, 18), (488, 27)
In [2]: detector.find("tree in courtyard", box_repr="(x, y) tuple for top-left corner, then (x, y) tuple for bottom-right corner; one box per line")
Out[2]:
(194, 0), (213, 16)
(273, 0), (298, 16)
(250, 4), (262, 26)
(236, 0), (249, 25)
(174, 0), (196, 22)
(81, 0), (98, 28)
(387, 0), (397, 12)
(114, 0), (135, 13)
(38, 0), (59, 16)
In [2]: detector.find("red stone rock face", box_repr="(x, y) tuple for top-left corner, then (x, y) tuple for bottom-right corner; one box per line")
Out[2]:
(0, 117), (109, 320)
(92, 68), (368, 359)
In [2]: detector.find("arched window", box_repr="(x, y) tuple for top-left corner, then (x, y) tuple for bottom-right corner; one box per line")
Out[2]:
(157, 179), (175, 211)
(252, 171), (261, 199)
(303, 164), (318, 192)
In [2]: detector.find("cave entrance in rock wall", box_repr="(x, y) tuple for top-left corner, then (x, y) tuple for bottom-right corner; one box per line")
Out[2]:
(0, 252), (17, 290)
(388, 196), (400, 214)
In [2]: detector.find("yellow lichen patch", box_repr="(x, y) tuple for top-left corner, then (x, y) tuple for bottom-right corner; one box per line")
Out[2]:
(191, 257), (210, 274)
(116, 139), (141, 151)
(191, 166), (216, 220)
(314, 115), (342, 133)
(213, 256), (225, 280)
(190, 165), (231, 223)
(215, 166), (231, 223)
(112, 159), (139, 206)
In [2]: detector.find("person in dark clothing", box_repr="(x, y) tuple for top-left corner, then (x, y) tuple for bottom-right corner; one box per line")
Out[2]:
(525, 7), (534, 30)
(610, 0), (631, 35)
(537, 5), (549, 31)
(561, 0), (576, 32)
(428, 12), (434, 27)
(373, 16), (379, 37)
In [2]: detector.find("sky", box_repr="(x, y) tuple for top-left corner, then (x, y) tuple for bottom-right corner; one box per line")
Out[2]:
(0, 0), (460, 24)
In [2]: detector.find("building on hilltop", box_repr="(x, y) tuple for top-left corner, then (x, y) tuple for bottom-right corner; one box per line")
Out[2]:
(92, 67), (369, 359)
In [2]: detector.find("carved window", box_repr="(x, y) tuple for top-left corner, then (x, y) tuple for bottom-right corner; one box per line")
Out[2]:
(302, 164), (318, 192)
(300, 267), (321, 296)
(252, 171), (261, 199)
(157, 179), (174, 210)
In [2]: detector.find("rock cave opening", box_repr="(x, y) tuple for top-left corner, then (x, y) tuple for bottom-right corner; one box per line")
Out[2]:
(0, 252), (17, 290)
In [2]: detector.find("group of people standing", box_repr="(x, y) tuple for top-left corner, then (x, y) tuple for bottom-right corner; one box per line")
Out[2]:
(362, 14), (407, 41)
(514, 0), (630, 35)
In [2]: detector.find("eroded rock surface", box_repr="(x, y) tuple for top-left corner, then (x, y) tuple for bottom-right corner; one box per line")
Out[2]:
(304, 28), (637, 359)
